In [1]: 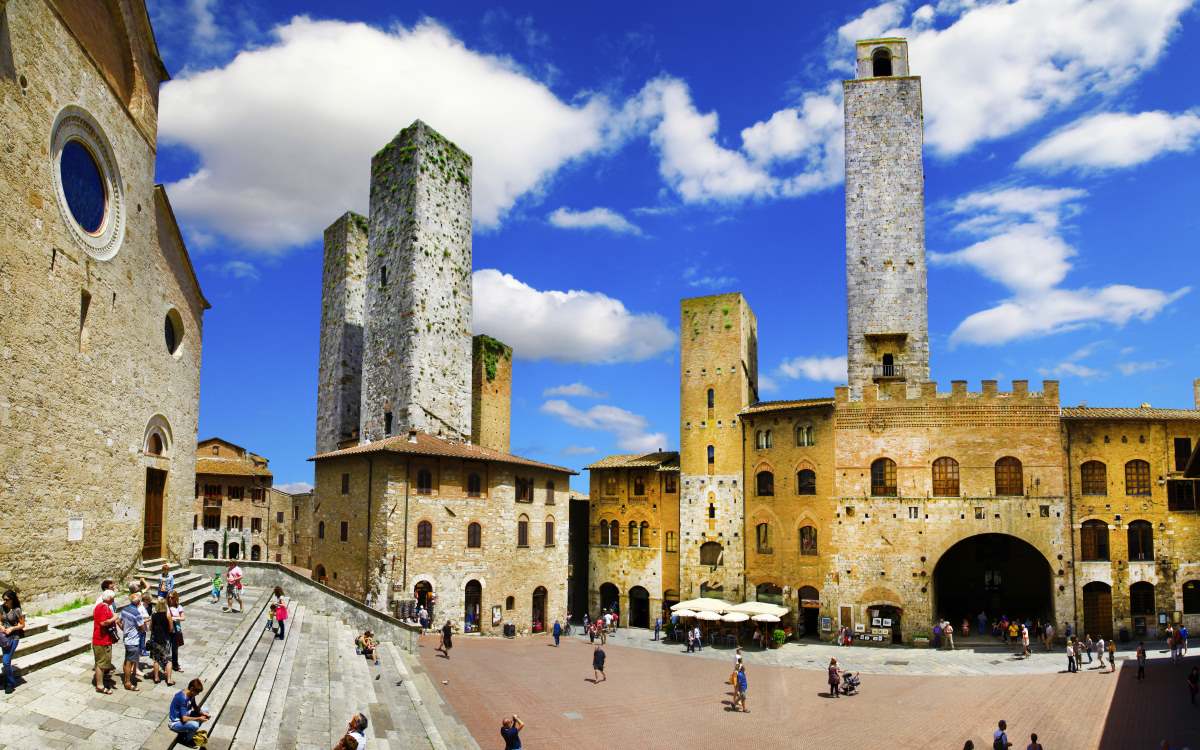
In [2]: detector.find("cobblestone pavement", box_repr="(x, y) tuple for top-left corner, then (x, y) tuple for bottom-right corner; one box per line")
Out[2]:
(420, 631), (1200, 750)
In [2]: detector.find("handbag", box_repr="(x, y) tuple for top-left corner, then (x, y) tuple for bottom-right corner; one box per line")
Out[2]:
(0, 631), (11, 652)
(174, 630), (185, 647)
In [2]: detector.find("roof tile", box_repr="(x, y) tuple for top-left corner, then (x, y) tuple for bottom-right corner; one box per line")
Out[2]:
(310, 432), (576, 474)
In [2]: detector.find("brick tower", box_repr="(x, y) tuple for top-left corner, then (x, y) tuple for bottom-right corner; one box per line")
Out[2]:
(315, 212), (368, 453)
(677, 293), (758, 601)
(359, 121), (474, 442)
(843, 38), (929, 399)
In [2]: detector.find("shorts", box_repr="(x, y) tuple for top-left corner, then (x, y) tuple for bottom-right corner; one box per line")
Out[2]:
(124, 645), (141, 663)
(92, 644), (113, 671)
(594, 665), (604, 673)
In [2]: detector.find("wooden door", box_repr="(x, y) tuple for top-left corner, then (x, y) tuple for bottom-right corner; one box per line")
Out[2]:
(1083, 583), (1113, 640)
(143, 468), (166, 559)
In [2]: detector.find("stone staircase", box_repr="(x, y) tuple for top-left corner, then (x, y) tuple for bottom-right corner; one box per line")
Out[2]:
(392, 645), (481, 750)
(12, 558), (218, 678)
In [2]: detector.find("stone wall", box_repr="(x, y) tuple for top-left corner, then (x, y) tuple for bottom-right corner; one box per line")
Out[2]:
(471, 334), (511, 454)
(315, 212), (367, 453)
(360, 121), (473, 442)
(0, 0), (204, 605)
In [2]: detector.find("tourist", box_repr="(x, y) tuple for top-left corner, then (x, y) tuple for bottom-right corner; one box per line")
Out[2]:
(993, 719), (1012, 749)
(1066, 639), (1076, 673)
(157, 564), (175, 599)
(1064, 621), (1072, 640)
(693, 625), (702, 651)
(588, 619), (596, 644)
(149, 598), (175, 685)
(417, 605), (429, 632)
(1020, 625), (1030, 657)
(933, 620), (942, 649)
(1044, 622), (1055, 651)
(210, 573), (222, 604)
(345, 713), (369, 749)
(1007, 620), (1018, 645)
(92, 589), (118, 694)
(1027, 731), (1043, 750)
(438, 620), (453, 659)
(132, 582), (151, 660)
(97, 579), (115, 604)
(500, 714), (525, 749)
(685, 625), (694, 653)
(1186, 666), (1198, 705)
(120, 591), (146, 690)
(977, 611), (988, 636)
(1106, 638), (1117, 673)
(599, 620), (607, 645)
(962, 617), (971, 640)
(168, 590), (186, 672)
(1137, 641), (1147, 681)
(1084, 634), (1094, 663)
(552, 619), (562, 647)
(268, 586), (287, 635)
(274, 593), (289, 640)
(944, 620), (955, 651)
(224, 561), (244, 613)
(1180, 624), (1189, 656)
(360, 631), (378, 664)
(734, 664), (749, 713)
(1, 590), (25, 694)
(1094, 636), (1106, 669)
(582, 612), (590, 631)
(827, 658), (840, 698)
(654, 615), (662, 641)
(168, 678), (210, 747)
(592, 644), (606, 683)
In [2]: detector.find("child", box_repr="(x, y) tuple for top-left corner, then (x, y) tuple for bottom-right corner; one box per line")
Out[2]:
(210, 574), (222, 604)
(274, 597), (288, 640)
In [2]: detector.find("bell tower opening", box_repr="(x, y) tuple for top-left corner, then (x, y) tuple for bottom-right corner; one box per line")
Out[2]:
(872, 47), (892, 77)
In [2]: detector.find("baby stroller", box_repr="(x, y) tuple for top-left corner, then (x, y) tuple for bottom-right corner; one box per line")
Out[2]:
(840, 671), (861, 696)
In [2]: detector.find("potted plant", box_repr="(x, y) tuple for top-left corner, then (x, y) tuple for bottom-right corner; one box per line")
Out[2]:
(912, 631), (931, 647)
(771, 629), (786, 648)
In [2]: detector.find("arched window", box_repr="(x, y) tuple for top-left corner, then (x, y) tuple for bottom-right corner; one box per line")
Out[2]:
(872, 47), (893, 77)
(1081, 519), (1109, 561)
(517, 514), (529, 547)
(932, 457), (959, 497)
(633, 475), (646, 496)
(795, 424), (814, 447)
(202, 540), (218, 558)
(1127, 520), (1153, 561)
(467, 473), (482, 497)
(796, 469), (816, 495)
(545, 517), (555, 546)
(707, 503), (716, 519)
(416, 468), (433, 495)
(756, 470), (774, 497)
(881, 352), (895, 377)
(148, 433), (164, 456)
(1184, 580), (1200, 615)
(639, 521), (650, 548)
(995, 457), (1023, 496)
(799, 525), (818, 556)
(1125, 460), (1151, 496)
(1130, 581), (1155, 616)
(416, 520), (432, 548)
(628, 520), (638, 547)
(251, 545), (261, 561)
(699, 541), (722, 566)
(608, 520), (619, 546)
(467, 522), (481, 548)
(756, 430), (772, 449)
(755, 522), (771, 554)
(318, 521), (325, 539)
(599, 520), (609, 546)
(506, 595), (515, 610)
(707, 388), (715, 409)
(707, 445), (715, 465)
(871, 458), (897, 497)
(1081, 461), (1107, 496)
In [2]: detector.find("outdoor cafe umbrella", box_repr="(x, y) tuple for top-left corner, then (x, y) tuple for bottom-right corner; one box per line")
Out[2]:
(721, 612), (750, 623)
(674, 609), (698, 618)
(694, 610), (722, 621)
(730, 601), (789, 617)
(751, 613), (781, 623)
(671, 598), (734, 614)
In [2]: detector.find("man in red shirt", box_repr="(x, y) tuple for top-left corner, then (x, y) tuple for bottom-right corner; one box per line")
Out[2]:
(92, 589), (118, 694)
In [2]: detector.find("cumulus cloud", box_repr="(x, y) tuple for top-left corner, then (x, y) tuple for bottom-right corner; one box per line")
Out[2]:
(472, 269), (675, 363)
(1019, 110), (1200, 171)
(159, 17), (613, 250)
(275, 481), (313, 494)
(543, 382), (608, 398)
(541, 400), (666, 453)
(777, 355), (848, 382)
(547, 207), (642, 235)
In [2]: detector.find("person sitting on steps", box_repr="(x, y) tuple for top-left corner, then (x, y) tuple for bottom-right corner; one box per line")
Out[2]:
(168, 678), (210, 747)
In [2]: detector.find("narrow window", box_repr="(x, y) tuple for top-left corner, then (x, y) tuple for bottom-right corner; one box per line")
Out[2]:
(417, 520), (432, 548)
(639, 520), (649, 548)
(799, 525), (818, 556)
(79, 289), (91, 352)
(1127, 520), (1153, 561)
(276, 511), (284, 523)
(707, 503), (716, 519)
(707, 445), (715, 465)
(881, 352), (895, 377)
(599, 520), (609, 546)
(416, 469), (433, 495)
(756, 522), (771, 554)
(467, 473), (482, 497)
(932, 457), (959, 497)
(756, 470), (774, 497)
(872, 47), (893, 77)
(1080, 461), (1107, 496)
(251, 518), (262, 533)
(628, 520), (638, 547)
(384, 412), (393, 435)
(908, 506), (919, 519)
(633, 475), (646, 496)
(516, 477), (532, 502)
(517, 515), (529, 547)
(506, 596), (515, 611)
(707, 388), (714, 409)
(871, 458), (897, 497)
(1080, 520), (1109, 561)
(339, 521), (348, 542)
(545, 480), (556, 504)
(341, 473), (350, 495)
(545, 518), (556, 546)
(603, 475), (618, 496)
(1125, 460), (1151, 496)
(995, 457), (1023, 496)
(665, 531), (677, 552)
(1175, 438), (1193, 472)
(380, 265), (388, 287)
(796, 469), (816, 495)
(664, 474), (677, 493)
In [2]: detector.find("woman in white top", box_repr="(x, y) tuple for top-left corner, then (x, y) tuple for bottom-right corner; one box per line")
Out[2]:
(167, 590), (185, 672)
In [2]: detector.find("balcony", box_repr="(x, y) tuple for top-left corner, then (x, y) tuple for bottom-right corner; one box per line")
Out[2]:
(872, 364), (904, 381)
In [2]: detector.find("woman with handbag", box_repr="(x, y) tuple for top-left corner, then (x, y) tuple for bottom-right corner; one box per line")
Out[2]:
(149, 598), (175, 686)
(2, 590), (25, 694)
(167, 591), (185, 672)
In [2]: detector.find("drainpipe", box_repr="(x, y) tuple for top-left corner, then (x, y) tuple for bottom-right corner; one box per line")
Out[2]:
(1065, 427), (1079, 634)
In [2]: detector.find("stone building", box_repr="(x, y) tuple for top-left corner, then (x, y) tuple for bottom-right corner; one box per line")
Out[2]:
(0, 0), (207, 605)
(586, 37), (1200, 643)
(192, 438), (275, 561)
(308, 121), (573, 634)
(288, 489), (315, 570)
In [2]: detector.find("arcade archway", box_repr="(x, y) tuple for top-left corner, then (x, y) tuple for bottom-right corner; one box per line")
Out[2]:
(599, 582), (619, 615)
(464, 580), (482, 633)
(629, 586), (650, 628)
(933, 533), (1054, 625)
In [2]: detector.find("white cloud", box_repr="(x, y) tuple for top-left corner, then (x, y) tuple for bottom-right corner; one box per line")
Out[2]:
(1117, 359), (1169, 376)
(215, 259), (260, 281)
(159, 17), (613, 250)
(275, 481), (313, 494)
(1019, 110), (1200, 171)
(547, 207), (642, 235)
(836, 1), (908, 52)
(777, 355), (848, 382)
(562, 445), (598, 456)
(1038, 343), (1106, 379)
(682, 265), (737, 291)
(757, 373), (780, 394)
(540, 400), (666, 453)
(543, 382), (608, 399)
(472, 269), (676, 363)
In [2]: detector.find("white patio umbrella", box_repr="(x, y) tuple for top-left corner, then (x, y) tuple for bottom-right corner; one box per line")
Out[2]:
(730, 601), (789, 617)
(672, 598), (734, 614)
(722, 612), (750, 623)
(674, 609), (698, 618)
(694, 610), (722, 621)
(752, 613), (781, 623)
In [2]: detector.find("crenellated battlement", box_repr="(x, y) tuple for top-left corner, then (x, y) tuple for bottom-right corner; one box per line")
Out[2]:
(835, 379), (1060, 406)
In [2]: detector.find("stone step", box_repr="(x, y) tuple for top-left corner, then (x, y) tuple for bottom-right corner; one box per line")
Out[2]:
(9, 635), (89, 676)
(401, 649), (480, 750)
(229, 606), (303, 750)
(205, 618), (282, 750)
(7, 628), (69, 659)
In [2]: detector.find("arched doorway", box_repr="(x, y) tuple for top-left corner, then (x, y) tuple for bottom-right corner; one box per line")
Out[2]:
(203, 541), (219, 558)
(414, 581), (433, 619)
(1083, 581), (1113, 640)
(797, 585), (820, 639)
(251, 545), (261, 561)
(933, 534), (1053, 626)
(142, 468), (167, 559)
(598, 582), (619, 616)
(1130, 581), (1155, 637)
(868, 604), (903, 644)
(531, 586), (547, 633)
(228, 542), (241, 560)
(629, 586), (650, 628)
(313, 564), (327, 585)
(464, 580), (482, 633)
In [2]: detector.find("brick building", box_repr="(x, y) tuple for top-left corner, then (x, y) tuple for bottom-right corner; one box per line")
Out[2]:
(192, 438), (275, 561)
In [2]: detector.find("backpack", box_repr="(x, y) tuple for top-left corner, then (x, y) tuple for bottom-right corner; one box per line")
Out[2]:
(993, 732), (1005, 750)
(192, 728), (209, 748)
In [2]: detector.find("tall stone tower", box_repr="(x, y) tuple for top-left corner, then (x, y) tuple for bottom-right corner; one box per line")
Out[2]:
(678, 293), (758, 601)
(843, 38), (929, 399)
(360, 121), (474, 442)
(315, 212), (368, 453)
(471, 334), (512, 453)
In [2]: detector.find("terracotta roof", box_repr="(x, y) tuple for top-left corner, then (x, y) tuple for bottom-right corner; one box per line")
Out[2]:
(309, 432), (576, 474)
(585, 452), (679, 471)
(741, 398), (835, 415)
(1061, 406), (1200, 421)
(195, 457), (273, 478)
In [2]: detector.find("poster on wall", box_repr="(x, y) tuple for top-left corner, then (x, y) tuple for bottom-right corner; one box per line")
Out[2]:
(854, 623), (865, 633)
(820, 616), (832, 632)
(491, 605), (502, 626)
(882, 618), (893, 627)
(871, 617), (882, 627)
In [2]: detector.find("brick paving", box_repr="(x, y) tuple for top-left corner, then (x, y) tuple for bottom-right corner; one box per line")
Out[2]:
(420, 632), (1200, 750)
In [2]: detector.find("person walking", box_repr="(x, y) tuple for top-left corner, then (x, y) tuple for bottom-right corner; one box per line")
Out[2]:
(120, 591), (145, 691)
(224, 561), (243, 613)
(1137, 642), (1147, 681)
(438, 620), (453, 659)
(686, 626), (695, 653)
(1066, 639), (1076, 673)
(167, 591), (185, 673)
(827, 658), (841, 698)
(1181, 625), (1190, 656)
(945, 620), (956, 651)
(168, 678), (210, 747)
(734, 664), (749, 713)
(1044, 622), (1055, 651)
(993, 719), (1013, 749)
(210, 573), (222, 604)
(1107, 638), (1117, 673)
(274, 593), (288, 640)
(693, 625), (702, 652)
(1085, 634), (1094, 664)
(1027, 732), (1043, 750)
(552, 619), (562, 647)
(1, 590), (26, 694)
(1095, 637), (1106, 669)
(149, 598), (174, 686)
(1187, 666), (1198, 706)
(588, 620), (596, 645)
(500, 715), (525, 749)
(92, 589), (118, 694)
(654, 616), (662, 641)
(1021, 625), (1031, 657)
(592, 644), (606, 683)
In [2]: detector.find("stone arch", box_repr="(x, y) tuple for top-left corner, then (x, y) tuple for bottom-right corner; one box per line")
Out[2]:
(859, 586), (903, 608)
(871, 46), (893, 77)
(792, 458), (816, 473)
(143, 414), (173, 457)
(752, 460), (776, 475)
(933, 533), (1055, 624)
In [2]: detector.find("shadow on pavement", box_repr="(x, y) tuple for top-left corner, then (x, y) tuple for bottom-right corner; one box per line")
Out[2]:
(1097, 655), (1198, 749)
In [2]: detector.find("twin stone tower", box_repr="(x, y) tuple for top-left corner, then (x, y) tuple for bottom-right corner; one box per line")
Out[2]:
(315, 121), (511, 456)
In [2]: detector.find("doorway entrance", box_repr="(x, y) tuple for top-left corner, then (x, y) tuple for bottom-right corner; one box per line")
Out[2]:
(142, 468), (166, 559)
(532, 586), (547, 632)
(1083, 581), (1113, 640)
(869, 604), (903, 644)
(797, 586), (820, 638)
(629, 586), (650, 628)
(228, 542), (241, 559)
(465, 580), (482, 633)
(933, 533), (1054, 625)
(599, 582), (619, 616)
(415, 581), (433, 618)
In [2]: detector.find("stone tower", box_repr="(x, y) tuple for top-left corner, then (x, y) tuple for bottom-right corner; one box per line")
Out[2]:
(359, 121), (474, 442)
(678, 293), (758, 601)
(843, 38), (929, 399)
(471, 334), (512, 453)
(315, 212), (368, 453)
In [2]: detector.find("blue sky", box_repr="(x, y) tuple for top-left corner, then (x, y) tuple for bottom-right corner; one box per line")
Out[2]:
(146, 0), (1200, 492)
